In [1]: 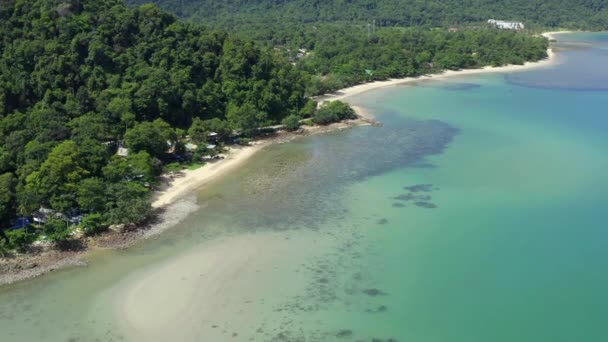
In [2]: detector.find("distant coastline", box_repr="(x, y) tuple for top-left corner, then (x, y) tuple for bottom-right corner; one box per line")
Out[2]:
(319, 31), (568, 116)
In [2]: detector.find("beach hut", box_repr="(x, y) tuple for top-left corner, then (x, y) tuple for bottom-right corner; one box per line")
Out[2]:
(207, 132), (220, 143)
(33, 207), (55, 224)
(185, 143), (198, 152)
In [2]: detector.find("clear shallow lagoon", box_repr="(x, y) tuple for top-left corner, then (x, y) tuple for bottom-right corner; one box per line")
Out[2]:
(1, 33), (607, 342)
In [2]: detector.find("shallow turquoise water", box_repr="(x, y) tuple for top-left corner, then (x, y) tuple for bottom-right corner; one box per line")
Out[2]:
(0, 33), (607, 341)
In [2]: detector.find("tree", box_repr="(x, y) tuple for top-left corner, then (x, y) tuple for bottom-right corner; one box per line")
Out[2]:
(103, 151), (160, 184)
(103, 182), (151, 225)
(25, 140), (88, 211)
(0, 147), (11, 174)
(81, 213), (105, 236)
(0, 173), (16, 227)
(188, 118), (208, 144)
(314, 101), (356, 125)
(43, 218), (73, 247)
(200, 118), (232, 140)
(124, 120), (174, 157)
(68, 113), (111, 143)
(125, 124), (154, 156)
(77, 178), (106, 212)
(313, 108), (339, 125)
(299, 100), (317, 118)
(5, 229), (37, 253)
(281, 114), (301, 131)
(226, 102), (268, 136)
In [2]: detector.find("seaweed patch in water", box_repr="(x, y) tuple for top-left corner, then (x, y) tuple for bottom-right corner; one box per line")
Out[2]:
(377, 218), (389, 225)
(414, 201), (437, 209)
(336, 329), (353, 338)
(404, 184), (434, 192)
(366, 305), (388, 313)
(394, 193), (417, 201)
(394, 193), (432, 202)
(392, 202), (406, 208)
(363, 288), (387, 297)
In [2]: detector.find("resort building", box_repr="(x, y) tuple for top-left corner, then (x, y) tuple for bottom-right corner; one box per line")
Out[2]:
(488, 19), (525, 30)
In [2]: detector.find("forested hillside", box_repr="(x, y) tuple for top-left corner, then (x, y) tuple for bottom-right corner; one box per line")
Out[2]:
(288, 26), (548, 94)
(125, 0), (608, 30)
(0, 0), (307, 249)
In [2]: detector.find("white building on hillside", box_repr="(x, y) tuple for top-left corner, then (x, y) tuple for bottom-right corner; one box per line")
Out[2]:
(488, 19), (525, 30)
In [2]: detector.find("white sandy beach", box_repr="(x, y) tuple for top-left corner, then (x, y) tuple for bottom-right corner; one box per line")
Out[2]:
(151, 143), (268, 208)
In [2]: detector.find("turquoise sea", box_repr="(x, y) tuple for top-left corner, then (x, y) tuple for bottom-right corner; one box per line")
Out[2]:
(0, 33), (607, 342)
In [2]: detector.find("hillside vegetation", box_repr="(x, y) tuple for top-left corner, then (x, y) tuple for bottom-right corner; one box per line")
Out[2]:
(126, 0), (608, 30)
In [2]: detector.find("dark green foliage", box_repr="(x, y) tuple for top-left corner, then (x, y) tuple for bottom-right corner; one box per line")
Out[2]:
(0, 173), (16, 226)
(102, 152), (160, 185)
(199, 118), (232, 140)
(282, 115), (301, 131)
(124, 1), (549, 96)
(124, 120), (174, 158)
(322, 101), (357, 120)
(226, 103), (268, 136)
(313, 110), (339, 126)
(76, 178), (107, 212)
(126, 0), (608, 31)
(314, 101), (357, 125)
(5, 229), (38, 253)
(299, 27), (548, 95)
(188, 118), (208, 144)
(299, 100), (318, 119)
(103, 182), (151, 225)
(81, 213), (105, 236)
(43, 219), (72, 245)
